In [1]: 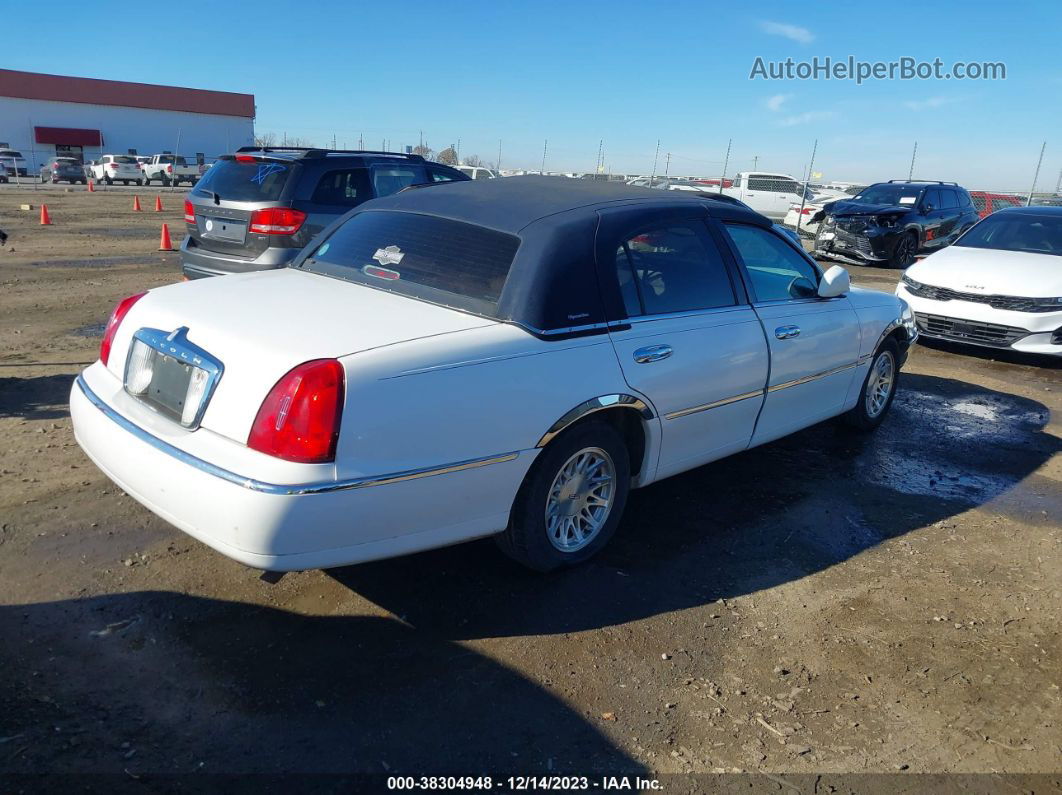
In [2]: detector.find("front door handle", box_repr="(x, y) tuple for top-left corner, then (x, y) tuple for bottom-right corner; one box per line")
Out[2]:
(775, 325), (801, 340)
(633, 344), (673, 363)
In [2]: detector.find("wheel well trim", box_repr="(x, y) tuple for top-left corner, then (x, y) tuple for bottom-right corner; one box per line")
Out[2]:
(874, 317), (913, 352)
(536, 394), (654, 449)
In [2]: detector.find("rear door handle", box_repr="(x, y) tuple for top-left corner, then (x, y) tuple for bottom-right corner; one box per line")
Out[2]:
(775, 325), (801, 340)
(633, 344), (673, 363)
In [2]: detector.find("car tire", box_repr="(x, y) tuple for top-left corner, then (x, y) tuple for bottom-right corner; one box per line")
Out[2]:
(888, 232), (917, 269)
(843, 339), (900, 431)
(497, 420), (630, 572)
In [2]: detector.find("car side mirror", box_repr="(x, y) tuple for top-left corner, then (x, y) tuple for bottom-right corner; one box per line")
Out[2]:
(818, 265), (850, 298)
(922, 203), (934, 212)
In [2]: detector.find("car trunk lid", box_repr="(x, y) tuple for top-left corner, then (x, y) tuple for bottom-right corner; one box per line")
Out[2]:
(109, 268), (496, 443)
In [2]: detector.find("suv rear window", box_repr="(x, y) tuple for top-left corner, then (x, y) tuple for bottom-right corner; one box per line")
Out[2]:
(192, 159), (293, 202)
(302, 210), (520, 316)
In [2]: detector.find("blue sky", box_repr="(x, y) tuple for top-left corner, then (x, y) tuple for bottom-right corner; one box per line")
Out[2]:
(5, 0), (1060, 189)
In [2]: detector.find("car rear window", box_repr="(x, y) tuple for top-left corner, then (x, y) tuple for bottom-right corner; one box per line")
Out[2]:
(158, 155), (188, 165)
(113, 156), (137, 164)
(191, 159), (294, 202)
(302, 210), (520, 316)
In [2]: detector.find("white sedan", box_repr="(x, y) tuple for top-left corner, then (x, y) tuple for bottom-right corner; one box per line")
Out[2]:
(897, 206), (1062, 355)
(71, 177), (916, 573)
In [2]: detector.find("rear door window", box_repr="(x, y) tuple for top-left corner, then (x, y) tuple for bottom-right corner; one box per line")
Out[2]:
(192, 159), (294, 202)
(311, 169), (370, 206)
(924, 189), (942, 210)
(303, 210), (519, 316)
(615, 224), (736, 316)
(371, 165), (426, 197)
(940, 189), (958, 209)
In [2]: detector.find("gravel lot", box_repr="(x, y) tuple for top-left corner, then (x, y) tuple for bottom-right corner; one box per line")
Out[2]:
(1, 188), (1059, 786)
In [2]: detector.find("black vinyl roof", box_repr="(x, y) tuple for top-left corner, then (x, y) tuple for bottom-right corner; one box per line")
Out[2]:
(365, 175), (764, 234)
(300, 176), (773, 336)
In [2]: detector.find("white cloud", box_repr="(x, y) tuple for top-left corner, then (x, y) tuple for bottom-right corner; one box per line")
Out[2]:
(903, 96), (958, 111)
(765, 93), (791, 112)
(759, 20), (815, 44)
(777, 111), (837, 127)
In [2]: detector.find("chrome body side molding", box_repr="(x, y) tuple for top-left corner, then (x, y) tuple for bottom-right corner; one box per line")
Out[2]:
(767, 361), (860, 393)
(664, 390), (765, 421)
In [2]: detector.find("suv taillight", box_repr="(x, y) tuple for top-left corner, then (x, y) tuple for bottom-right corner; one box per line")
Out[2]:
(100, 292), (147, 366)
(249, 207), (306, 235)
(166, 165), (173, 173)
(108, 163), (118, 168)
(248, 360), (344, 463)
(183, 199), (196, 224)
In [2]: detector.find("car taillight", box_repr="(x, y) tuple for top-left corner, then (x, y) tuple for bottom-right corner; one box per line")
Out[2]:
(184, 199), (196, 224)
(166, 165), (173, 173)
(108, 163), (118, 168)
(248, 359), (344, 463)
(99, 292), (147, 366)
(249, 207), (306, 235)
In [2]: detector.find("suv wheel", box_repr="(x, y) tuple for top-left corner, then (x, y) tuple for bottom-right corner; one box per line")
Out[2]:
(498, 421), (630, 572)
(888, 232), (917, 269)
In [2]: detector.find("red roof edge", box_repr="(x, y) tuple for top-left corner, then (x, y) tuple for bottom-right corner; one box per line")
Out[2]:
(0, 69), (255, 119)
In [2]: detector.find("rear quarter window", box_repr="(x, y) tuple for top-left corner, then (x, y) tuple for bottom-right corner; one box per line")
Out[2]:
(192, 159), (294, 202)
(303, 210), (519, 316)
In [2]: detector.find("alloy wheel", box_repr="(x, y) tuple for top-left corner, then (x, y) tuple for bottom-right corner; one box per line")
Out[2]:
(544, 447), (616, 552)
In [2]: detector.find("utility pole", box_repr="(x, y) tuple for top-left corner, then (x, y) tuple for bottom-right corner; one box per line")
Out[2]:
(419, 130), (424, 150)
(358, 133), (363, 149)
(332, 133), (336, 149)
(650, 139), (660, 185)
(596, 138), (604, 174)
(796, 139), (818, 235)
(1026, 140), (1047, 206)
(719, 138), (731, 195)
(541, 139), (548, 173)
(908, 141), (917, 181)
(663, 152), (671, 178)
(752, 155), (759, 171)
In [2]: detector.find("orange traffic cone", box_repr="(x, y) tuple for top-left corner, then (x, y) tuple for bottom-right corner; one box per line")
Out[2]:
(40, 205), (52, 225)
(132, 195), (142, 212)
(158, 223), (173, 251)
(87, 180), (95, 192)
(154, 195), (163, 212)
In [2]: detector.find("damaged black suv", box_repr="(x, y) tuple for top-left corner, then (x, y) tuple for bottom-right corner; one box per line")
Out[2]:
(812, 180), (980, 268)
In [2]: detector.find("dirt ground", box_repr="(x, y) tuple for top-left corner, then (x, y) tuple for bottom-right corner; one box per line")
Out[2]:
(0, 187), (1059, 789)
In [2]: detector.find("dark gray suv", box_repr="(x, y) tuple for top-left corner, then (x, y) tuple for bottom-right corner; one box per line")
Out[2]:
(180, 147), (470, 279)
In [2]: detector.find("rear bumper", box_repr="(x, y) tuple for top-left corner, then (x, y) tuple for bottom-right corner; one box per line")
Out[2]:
(180, 235), (300, 278)
(70, 367), (531, 570)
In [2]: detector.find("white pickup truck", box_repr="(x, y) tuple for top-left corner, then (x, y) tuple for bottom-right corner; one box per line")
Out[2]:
(141, 154), (199, 186)
(710, 171), (813, 221)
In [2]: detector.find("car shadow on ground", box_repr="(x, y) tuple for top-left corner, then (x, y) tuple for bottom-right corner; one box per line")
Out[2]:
(0, 373), (76, 420)
(0, 593), (645, 778)
(328, 373), (1059, 641)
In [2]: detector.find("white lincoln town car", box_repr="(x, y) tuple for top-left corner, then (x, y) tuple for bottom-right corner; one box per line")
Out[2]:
(71, 177), (916, 572)
(897, 206), (1062, 355)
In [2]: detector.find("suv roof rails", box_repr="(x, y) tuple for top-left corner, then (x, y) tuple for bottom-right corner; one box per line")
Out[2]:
(235, 145), (425, 162)
(887, 179), (958, 185)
